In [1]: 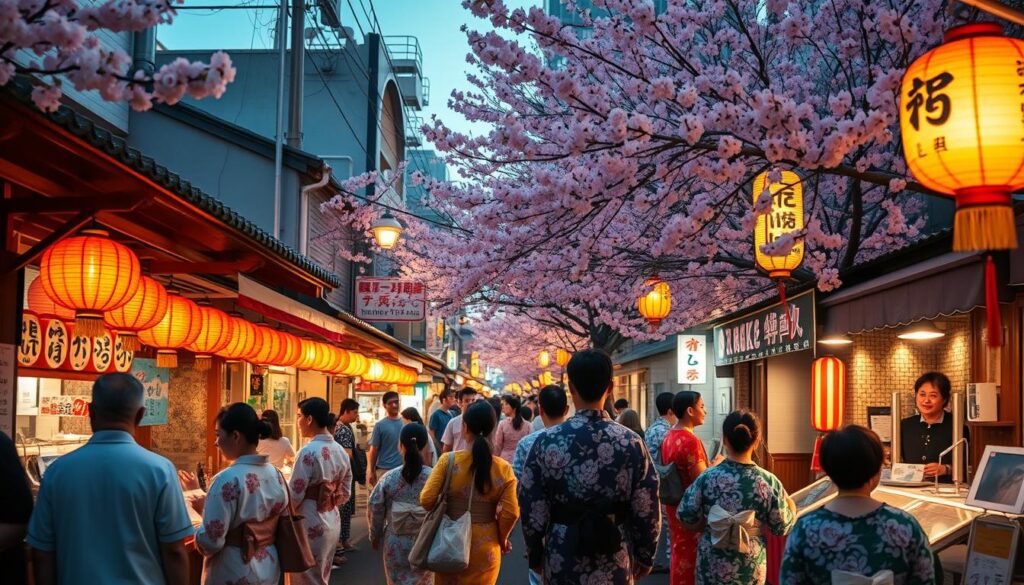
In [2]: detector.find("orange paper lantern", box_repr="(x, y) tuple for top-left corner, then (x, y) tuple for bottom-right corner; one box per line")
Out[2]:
(39, 229), (141, 337)
(555, 349), (571, 367)
(340, 351), (368, 377)
(272, 330), (302, 367)
(752, 170), (804, 279)
(217, 317), (257, 362)
(186, 306), (233, 370)
(900, 23), (1024, 252)
(103, 276), (169, 351)
(811, 356), (846, 432)
(365, 358), (385, 381)
(27, 277), (75, 319)
(138, 293), (203, 368)
(295, 339), (327, 370)
(247, 326), (284, 366)
(637, 276), (671, 328)
(537, 350), (550, 369)
(327, 347), (352, 374)
(314, 344), (340, 372)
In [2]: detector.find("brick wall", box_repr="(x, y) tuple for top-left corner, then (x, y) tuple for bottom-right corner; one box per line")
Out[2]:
(828, 317), (971, 427)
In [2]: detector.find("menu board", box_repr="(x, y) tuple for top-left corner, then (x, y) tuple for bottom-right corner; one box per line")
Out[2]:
(964, 517), (1019, 585)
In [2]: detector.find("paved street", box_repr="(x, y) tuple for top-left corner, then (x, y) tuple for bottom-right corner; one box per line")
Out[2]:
(330, 486), (670, 585)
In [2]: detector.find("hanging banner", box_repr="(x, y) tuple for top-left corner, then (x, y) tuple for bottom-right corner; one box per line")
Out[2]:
(677, 334), (708, 384)
(133, 358), (169, 427)
(18, 311), (133, 374)
(354, 277), (426, 322)
(713, 291), (816, 365)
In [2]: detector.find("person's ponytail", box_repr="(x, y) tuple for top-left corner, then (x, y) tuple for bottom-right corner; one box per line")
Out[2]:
(464, 402), (496, 494)
(400, 423), (427, 484)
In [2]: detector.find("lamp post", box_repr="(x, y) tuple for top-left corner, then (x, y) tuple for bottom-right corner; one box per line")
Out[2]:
(370, 212), (403, 250)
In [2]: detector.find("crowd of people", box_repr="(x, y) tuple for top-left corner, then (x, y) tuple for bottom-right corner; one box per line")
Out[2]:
(0, 357), (948, 585)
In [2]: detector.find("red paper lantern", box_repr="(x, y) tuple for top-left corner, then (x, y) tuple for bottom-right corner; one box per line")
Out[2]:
(216, 316), (257, 362)
(295, 339), (327, 370)
(811, 356), (846, 472)
(137, 293), (203, 368)
(186, 306), (233, 370)
(27, 277), (75, 319)
(39, 229), (141, 337)
(103, 276), (169, 351)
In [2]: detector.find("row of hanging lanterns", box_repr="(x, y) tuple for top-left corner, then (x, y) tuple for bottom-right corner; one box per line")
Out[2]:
(31, 229), (418, 381)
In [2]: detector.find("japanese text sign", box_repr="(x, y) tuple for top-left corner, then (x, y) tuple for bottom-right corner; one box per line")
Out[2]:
(354, 277), (426, 322)
(18, 311), (133, 374)
(713, 291), (816, 365)
(677, 334), (707, 385)
(40, 395), (90, 417)
(132, 358), (169, 427)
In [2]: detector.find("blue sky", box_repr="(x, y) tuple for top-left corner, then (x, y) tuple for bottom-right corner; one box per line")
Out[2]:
(158, 0), (537, 139)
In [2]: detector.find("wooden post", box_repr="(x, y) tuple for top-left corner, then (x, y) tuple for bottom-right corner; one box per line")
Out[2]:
(206, 357), (224, 474)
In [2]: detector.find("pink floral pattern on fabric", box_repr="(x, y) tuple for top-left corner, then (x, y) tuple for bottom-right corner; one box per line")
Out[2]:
(302, 453), (315, 467)
(245, 472), (260, 494)
(205, 518), (226, 541)
(307, 524), (325, 540)
(292, 478), (307, 495)
(221, 480), (241, 503)
(321, 446), (331, 460)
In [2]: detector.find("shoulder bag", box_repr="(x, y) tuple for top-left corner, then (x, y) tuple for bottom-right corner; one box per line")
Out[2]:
(274, 468), (316, 572)
(409, 453), (472, 572)
(655, 460), (685, 506)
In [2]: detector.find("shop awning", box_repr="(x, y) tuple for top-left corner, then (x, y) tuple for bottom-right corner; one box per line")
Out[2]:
(237, 275), (346, 342)
(820, 252), (1000, 334)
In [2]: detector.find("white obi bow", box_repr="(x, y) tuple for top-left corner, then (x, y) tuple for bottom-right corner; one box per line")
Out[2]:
(707, 504), (759, 554)
(830, 570), (894, 585)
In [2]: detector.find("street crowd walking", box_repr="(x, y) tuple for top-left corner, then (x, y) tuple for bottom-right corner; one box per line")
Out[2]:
(3, 358), (946, 585)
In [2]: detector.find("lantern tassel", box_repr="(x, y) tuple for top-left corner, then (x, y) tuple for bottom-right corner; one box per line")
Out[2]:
(954, 205), (1017, 252)
(156, 350), (179, 369)
(118, 333), (140, 352)
(75, 313), (106, 338)
(193, 355), (212, 371)
(810, 435), (824, 473)
(986, 255), (1002, 348)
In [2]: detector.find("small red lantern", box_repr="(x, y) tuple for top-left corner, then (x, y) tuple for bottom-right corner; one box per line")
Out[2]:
(810, 356), (846, 472)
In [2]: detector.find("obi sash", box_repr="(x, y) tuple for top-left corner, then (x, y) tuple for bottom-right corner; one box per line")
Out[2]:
(304, 479), (343, 512)
(708, 504), (761, 554)
(224, 514), (279, 563)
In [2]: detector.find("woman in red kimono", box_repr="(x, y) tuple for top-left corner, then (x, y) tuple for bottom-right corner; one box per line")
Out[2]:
(661, 391), (718, 585)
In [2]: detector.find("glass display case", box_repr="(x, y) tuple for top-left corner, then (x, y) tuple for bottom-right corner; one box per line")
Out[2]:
(791, 476), (838, 513)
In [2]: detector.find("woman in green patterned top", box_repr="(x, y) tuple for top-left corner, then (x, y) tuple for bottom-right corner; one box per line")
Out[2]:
(780, 425), (936, 585)
(678, 410), (796, 584)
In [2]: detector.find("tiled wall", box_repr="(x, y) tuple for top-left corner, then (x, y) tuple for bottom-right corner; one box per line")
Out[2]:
(152, 365), (209, 472)
(828, 318), (971, 427)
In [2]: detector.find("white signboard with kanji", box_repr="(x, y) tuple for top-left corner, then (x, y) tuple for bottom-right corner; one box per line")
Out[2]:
(355, 277), (426, 322)
(677, 335), (707, 385)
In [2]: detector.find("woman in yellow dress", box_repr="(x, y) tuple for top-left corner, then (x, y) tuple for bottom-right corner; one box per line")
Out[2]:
(420, 401), (520, 585)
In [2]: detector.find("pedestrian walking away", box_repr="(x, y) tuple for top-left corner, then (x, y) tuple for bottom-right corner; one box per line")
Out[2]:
(519, 349), (660, 585)
(333, 398), (362, 563)
(678, 409), (796, 585)
(369, 391), (405, 485)
(661, 391), (722, 585)
(401, 407), (438, 465)
(493, 394), (531, 464)
(645, 391), (678, 575)
(617, 407), (645, 437)
(290, 397), (352, 585)
(780, 425), (936, 585)
(27, 373), (193, 585)
(184, 403), (289, 585)
(421, 401), (520, 585)
(256, 409), (296, 469)
(368, 422), (434, 585)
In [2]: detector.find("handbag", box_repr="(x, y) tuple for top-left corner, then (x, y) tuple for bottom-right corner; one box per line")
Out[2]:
(425, 457), (473, 573)
(655, 460), (684, 506)
(274, 468), (316, 572)
(352, 444), (368, 485)
(409, 453), (468, 571)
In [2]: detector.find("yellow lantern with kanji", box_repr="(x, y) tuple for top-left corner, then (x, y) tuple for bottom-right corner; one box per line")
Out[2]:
(186, 305), (232, 370)
(752, 170), (804, 279)
(137, 293), (204, 368)
(810, 356), (846, 471)
(900, 23), (1024, 252)
(637, 276), (671, 328)
(555, 348), (570, 367)
(103, 276), (169, 351)
(39, 229), (142, 337)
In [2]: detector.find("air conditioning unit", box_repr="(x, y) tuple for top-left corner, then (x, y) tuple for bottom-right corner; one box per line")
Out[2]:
(967, 383), (999, 422)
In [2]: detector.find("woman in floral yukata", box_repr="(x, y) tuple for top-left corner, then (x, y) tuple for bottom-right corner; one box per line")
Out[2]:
(780, 425), (936, 585)
(368, 422), (434, 585)
(188, 403), (289, 585)
(290, 397), (352, 585)
(678, 409), (796, 585)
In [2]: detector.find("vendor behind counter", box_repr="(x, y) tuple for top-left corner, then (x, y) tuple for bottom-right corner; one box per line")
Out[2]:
(900, 372), (969, 483)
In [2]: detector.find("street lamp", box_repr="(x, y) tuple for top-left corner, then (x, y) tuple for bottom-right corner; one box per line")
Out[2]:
(370, 211), (403, 249)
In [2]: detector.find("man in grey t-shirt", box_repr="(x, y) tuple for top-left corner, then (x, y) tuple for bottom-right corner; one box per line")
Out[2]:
(367, 391), (404, 485)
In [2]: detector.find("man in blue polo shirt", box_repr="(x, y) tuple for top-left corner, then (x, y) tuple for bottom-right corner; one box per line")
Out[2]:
(428, 387), (456, 448)
(28, 373), (192, 585)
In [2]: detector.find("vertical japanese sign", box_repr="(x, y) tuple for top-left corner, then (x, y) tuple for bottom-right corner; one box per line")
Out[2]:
(677, 334), (707, 385)
(354, 277), (426, 322)
(132, 358), (169, 427)
(446, 349), (457, 371)
(0, 344), (14, 436)
(713, 291), (816, 365)
(470, 352), (480, 378)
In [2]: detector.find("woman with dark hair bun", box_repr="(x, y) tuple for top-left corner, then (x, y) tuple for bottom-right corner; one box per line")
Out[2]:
(290, 397), (352, 585)
(256, 409), (295, 469)
(494, 394), (531, 463)
(368, 423), (434, 585)
(678, 410), (796, 585)
(186, 402), (289, 585)
(401, 407), (438, 465)
(420, 401), (520, 584)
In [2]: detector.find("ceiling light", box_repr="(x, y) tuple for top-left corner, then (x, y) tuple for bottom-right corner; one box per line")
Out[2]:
(897, 321), (945, 341)
(818, 334), (852, 346)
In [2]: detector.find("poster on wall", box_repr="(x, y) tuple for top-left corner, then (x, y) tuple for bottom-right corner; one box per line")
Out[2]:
(250, 373), (265, 396)
(677, 334), (707, 384)
(132, 358), (169, 427)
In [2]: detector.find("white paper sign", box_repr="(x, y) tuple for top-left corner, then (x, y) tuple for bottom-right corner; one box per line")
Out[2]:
(677, 335), (707, 384)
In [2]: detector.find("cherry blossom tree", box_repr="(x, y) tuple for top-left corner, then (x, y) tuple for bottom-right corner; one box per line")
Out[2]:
(466, 312), (586, 386)
(1, 0), (235, 111)
(325, 0), (982, 353)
